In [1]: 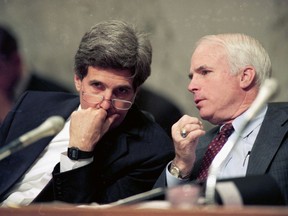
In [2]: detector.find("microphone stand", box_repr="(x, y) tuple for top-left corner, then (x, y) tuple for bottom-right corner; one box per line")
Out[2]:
(205, 121), (247, 204)
(204, 78), (279, 205)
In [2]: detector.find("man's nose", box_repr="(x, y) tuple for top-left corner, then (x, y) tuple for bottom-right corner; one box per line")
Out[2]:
(98, 91), (113, 110)
(98, 99), (112, 110)
(188, 78), (198, 93)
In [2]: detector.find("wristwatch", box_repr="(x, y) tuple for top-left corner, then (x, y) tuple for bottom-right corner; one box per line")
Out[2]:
(169, 161), (191, 179)
(67, 147), (94, 160)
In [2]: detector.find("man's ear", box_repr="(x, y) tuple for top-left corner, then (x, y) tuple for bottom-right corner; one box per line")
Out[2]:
(74, 74), (82, 92)
(239, 66), (256, 89)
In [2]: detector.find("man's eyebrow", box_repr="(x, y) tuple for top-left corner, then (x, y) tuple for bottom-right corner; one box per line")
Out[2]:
(189, 65), (211, 78)
(116, 84), (133, 90)
(88, 79), (100, 84)
(194, 65), (208, 72)
(88, 79), (133, 90)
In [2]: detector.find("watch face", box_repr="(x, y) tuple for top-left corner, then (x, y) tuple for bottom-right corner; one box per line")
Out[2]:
(68, 147), (94, 160)
(68, 147), (79, 160)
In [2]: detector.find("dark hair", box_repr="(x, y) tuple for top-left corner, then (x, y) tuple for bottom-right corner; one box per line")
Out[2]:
(74, 20), (152, 90)
(0, 25), (18, 59)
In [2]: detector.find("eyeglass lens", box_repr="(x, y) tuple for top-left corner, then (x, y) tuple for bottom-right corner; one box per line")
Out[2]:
(82, 93), (132, 110)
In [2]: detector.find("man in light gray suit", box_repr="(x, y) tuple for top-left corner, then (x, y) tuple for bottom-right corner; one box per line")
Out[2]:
(155, 33), (288, 205)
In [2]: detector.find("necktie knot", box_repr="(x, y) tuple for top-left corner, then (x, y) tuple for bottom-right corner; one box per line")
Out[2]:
(219, 123), (234, 137)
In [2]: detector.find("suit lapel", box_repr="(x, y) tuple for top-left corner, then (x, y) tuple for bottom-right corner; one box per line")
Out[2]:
(105, 134), (129, 166)
(94, 134), (128, 169)
(247, 103), (288, 175)
(0, 137), (53, 199)
(92, 110), (141, 177)
(0, 92), (79, 199)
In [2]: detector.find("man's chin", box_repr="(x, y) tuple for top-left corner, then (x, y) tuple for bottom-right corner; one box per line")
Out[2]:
(199, 112), (216, 124)
(199, 111), (209, 120)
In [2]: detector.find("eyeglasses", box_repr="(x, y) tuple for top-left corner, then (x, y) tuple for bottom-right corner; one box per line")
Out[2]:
(82, 92), (133, 110)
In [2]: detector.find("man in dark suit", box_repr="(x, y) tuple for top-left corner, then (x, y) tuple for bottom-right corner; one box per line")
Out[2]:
(155, 33), (288, 204)
(0, 20), (174, 206)
(0, 25), (72, 123)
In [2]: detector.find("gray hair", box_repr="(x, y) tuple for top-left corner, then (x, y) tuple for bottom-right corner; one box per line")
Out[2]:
(74, 20), (152, 90)
(196, 33), (271, 86)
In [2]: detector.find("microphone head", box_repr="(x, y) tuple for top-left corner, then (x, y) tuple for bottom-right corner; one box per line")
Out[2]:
(44, 116), (65, 135)
(0, 116), (66, 160)
(245, 78), (279, 122)
(260, 77), (279, 99)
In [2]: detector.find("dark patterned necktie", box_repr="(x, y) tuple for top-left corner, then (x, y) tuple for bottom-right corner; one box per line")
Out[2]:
(197, 123), (234, 181)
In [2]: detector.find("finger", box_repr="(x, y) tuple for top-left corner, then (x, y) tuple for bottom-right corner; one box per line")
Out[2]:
(179, 121), (203, 139)
(103, 114), (120, 133)
(185, 128), (206, 141)
(180, 115), (201, 125)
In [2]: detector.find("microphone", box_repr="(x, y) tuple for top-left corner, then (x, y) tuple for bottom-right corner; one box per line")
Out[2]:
(205, 78), (279, 205)
(0, 116), (65, 161)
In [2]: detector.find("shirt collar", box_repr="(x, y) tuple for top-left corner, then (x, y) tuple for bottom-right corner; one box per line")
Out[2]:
(232, 104), (268, 138)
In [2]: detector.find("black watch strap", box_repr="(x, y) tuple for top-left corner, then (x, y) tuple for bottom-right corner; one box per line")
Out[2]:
(67, 147), (94, 160)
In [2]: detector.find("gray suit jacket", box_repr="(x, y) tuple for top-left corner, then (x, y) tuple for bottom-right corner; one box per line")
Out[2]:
(155, 102), (288, 204)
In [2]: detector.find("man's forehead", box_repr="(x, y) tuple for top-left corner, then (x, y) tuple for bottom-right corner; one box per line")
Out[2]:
(90, 73), (134, 82)
(191, 44), (227, 65)
(87, 66), (135, 80)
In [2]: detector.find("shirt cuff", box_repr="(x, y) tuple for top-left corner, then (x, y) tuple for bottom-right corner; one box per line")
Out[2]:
(166, 161), (190, 187)
(60, 152), (93, 172)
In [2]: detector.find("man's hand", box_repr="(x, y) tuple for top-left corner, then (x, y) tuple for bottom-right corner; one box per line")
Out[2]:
(171, 115), (206, 176)
(69, 107), (119, 151)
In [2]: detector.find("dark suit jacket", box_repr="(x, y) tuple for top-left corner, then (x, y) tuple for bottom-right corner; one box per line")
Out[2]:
(0, 91), (174, 204)
(155, 102), (288, 203)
